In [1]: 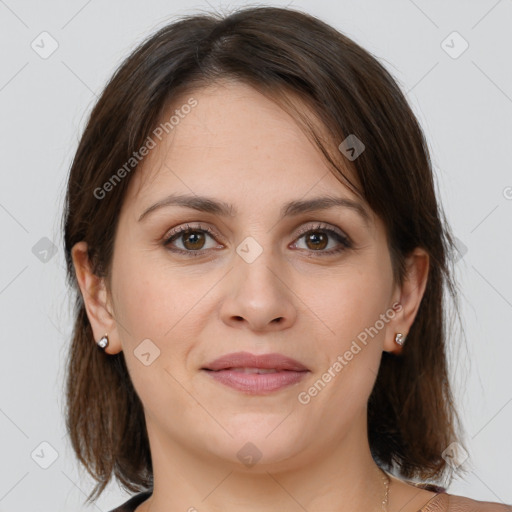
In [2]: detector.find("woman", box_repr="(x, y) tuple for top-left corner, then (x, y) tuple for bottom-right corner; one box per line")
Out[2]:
(62, 6), (511, 512)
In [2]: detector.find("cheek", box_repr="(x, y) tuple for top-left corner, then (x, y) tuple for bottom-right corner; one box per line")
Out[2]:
(109, 245), (177, 345)
(303, 262), (393, 404)
(303, 271), (391, 413)
(110, 253), (197, 415)
(111, 248), (214, 354)
(312, 263), (392, 341)
(113, 268), (164, 336)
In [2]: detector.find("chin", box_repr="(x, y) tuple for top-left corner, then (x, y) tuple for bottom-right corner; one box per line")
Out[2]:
(208, 428), (307, 469)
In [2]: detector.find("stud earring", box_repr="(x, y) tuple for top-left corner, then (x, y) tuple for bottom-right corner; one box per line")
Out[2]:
(395, 333), (406, 346)
(97, 334), (109, 349)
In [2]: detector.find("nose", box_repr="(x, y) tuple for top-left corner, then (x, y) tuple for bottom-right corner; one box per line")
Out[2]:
(219, 242), (297, 332)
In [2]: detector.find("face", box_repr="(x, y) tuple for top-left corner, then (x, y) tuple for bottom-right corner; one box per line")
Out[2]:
(105, 81), (403, 471)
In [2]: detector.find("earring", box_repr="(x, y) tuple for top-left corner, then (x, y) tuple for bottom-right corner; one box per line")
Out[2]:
(97, 334), (109, 349)
(395, 333), (406, 346)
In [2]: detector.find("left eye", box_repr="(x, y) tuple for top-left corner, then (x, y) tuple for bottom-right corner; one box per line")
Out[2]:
(291, 224), (351, 255)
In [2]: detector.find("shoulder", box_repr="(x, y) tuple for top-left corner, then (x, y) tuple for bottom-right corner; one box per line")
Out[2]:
(108, 491), (152, 512)
(420, 492), (512, 512)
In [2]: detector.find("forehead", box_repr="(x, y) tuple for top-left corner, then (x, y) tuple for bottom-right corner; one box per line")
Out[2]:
(124, 81), (364, 215)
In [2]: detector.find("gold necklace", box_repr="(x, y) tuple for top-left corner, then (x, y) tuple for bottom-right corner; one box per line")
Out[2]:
(380, 469), (391, 511)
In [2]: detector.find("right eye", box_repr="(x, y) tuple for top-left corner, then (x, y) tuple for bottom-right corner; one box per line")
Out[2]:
(163, 223), (222, 255)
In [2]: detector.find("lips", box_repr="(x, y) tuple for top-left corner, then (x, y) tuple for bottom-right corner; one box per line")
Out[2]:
(202, 351), (309, 372)
(201, 352), (310, 394)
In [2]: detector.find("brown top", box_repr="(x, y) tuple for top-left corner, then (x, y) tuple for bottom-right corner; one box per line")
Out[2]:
(108, 489), (512, 512)
(418, 493), (512, 511)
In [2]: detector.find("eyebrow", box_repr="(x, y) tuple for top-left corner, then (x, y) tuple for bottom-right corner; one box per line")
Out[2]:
(137, 193), (371, 226)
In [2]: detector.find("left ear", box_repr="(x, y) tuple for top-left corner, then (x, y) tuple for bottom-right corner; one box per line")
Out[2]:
(385, 247), (430, 354)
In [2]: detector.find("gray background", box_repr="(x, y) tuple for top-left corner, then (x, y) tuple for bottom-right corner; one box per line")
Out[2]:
(0, 0), (511, 510)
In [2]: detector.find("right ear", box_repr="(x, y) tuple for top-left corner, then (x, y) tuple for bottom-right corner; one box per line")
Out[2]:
(71, 241), (123, 354)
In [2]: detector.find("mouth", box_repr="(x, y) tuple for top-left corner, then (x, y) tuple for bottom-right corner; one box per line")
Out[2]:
(201, 352), (309, 394)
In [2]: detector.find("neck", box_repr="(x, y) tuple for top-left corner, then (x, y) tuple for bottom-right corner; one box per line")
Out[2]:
(140, 411), (389, 512)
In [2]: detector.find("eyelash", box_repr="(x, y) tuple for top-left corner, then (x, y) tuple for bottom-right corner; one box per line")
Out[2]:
(163, 222), (352, 258)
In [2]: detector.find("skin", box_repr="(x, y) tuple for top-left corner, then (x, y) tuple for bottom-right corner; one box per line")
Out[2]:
(72, 81), (437, 511)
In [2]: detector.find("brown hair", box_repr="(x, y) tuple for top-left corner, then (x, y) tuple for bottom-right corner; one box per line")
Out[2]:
(62, 5), (465, 503)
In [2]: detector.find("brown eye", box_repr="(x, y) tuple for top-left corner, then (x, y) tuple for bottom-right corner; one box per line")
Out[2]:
(304, 231), (329, 251)
(180, 230), (206, 250)
(163, 223), (220, 255)
(292, 223), (352, 256)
